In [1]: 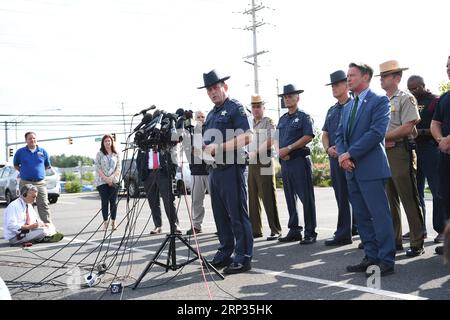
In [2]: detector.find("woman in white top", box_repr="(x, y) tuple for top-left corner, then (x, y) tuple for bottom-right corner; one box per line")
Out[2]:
(95, 134), (121, 230)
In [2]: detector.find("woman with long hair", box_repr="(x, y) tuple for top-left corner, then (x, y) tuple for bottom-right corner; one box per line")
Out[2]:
(94, 134), (121, 231)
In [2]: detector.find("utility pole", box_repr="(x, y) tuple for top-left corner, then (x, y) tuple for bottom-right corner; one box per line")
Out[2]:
(242, 0), (268, 94)
(276, 78), (280, 120)
(4, 121), (8, 160)
(121, 102), (127, 141)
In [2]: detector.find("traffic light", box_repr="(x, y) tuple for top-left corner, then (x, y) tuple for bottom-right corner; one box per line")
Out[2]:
(68, 137), (73, 144)
(112, 133), (116, 141)
(8, 148), (13, 157)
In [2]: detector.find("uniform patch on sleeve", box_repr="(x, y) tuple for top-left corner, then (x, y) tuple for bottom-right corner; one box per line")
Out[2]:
(409, 96), (417, 106)
(239, 106), (246, 116)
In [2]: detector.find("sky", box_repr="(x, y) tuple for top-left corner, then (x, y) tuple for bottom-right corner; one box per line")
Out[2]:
(1, 0), (449, 163)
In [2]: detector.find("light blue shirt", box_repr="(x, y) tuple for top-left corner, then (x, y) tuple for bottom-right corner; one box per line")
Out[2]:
(353, 87), (370, 114)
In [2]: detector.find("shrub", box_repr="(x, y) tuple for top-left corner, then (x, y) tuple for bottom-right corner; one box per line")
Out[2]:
(61, 172), (77, 182)
(82, 171), (94, 183)
(312, 162), (331, 187)
(64, 182), (82, 193)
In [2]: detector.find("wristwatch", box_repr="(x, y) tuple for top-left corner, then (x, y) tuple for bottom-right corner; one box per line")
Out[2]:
(287, 145), (293, 151)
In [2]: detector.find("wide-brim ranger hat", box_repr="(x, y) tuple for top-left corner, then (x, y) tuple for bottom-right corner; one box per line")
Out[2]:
(251, 94), (264, 104)
(278, 84), (304, 97)
(325, 70), (347, 86)
(376, 60), (409, 77)
(197, 69), (230, 89)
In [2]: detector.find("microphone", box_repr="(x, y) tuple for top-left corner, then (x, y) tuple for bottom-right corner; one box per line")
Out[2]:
(154, 110), (166, 131)
(132, 113), (153, 133)
(133, 105), (156, 116)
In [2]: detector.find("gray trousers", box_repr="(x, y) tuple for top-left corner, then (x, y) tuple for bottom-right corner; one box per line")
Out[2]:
(20, 179), (52, 223)
(9, 229), (46, 245)
(191, 175), (209, 230)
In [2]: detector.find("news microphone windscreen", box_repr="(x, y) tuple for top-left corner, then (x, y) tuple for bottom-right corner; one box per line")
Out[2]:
(175, 108), (185, 117)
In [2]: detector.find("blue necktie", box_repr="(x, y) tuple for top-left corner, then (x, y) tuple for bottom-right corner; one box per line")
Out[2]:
(347, 96), (359, 137)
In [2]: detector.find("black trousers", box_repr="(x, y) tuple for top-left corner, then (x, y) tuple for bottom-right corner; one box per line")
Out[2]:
(438, 153), (450, 221)
(143, 169), (179, 229)
(97, 183), (118, 221)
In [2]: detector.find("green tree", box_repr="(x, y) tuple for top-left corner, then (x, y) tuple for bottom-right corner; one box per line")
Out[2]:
(50, 154), (94, 167)
(439, 81), (450, 95)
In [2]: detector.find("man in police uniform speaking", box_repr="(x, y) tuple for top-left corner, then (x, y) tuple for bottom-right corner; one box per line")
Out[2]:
(198, 69), (254, 274)
(275, 84), (317, 245)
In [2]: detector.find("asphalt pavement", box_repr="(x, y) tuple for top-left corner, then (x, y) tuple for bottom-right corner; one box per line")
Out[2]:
(0, 188), (449, 301)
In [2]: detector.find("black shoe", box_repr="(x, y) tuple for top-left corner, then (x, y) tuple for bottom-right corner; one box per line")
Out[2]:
(253, 233), (263, 239)
(209, 257), (233, 269)
(346, 256), (377, 273)
(186, 228), (202, 235)
(402, 232), (410, 240)
(396, 244), (404, 251)
(266, 233), (281, 241)
(435, 246), (444, 255)
(300, 234), (317, 245)
(223, 262), (251, 275)
(366, 262), (394, 277)
(351, 227), (359, 236)
(278, 231), (302, 242)
(434, 233), (444, 243)
(405, 247), (425, 257)
(358, 242), (364, 249)
(325, 237), (352, 246)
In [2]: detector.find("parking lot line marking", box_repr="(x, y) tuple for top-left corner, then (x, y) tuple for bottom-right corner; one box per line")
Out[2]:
(0, 232), (426, 300)
(252, 268), (427, 300)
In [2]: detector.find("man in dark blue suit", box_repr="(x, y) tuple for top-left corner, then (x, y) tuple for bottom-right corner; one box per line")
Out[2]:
(336, 62), (396, 277)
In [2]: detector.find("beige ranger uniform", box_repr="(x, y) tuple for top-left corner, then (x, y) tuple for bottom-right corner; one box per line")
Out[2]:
(386, 90), (424, 249)
(248, 116), (282, 238)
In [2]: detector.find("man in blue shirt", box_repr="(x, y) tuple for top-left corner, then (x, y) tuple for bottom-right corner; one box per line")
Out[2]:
(13, 132), (53, 223)
(199, 69), (253, 274)
(275, 84), (317, 245)
(322, 70), (356, 246)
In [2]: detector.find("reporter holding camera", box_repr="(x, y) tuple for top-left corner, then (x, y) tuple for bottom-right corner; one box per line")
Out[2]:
(137, 144), (181, 235)
(95, 134), (121, 231)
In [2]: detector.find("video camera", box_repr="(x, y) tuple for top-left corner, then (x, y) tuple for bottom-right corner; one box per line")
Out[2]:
(133, 107), (193, 151)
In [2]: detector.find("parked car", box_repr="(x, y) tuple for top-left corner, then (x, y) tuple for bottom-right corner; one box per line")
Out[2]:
(45, 167), (61, 204)
(0, 164), (60, 204)
(121, 158), (192, 198)
(0, 165), (20, 204)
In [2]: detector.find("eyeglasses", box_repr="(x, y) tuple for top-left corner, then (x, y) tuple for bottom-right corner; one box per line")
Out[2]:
(251, 104), (262, 109)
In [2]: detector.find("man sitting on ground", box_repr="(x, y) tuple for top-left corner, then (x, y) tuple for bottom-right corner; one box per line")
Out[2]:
(3, 184), (63, 246)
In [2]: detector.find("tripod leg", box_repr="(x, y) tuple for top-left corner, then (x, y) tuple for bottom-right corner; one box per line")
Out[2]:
(176, 235), (225, 280)
(133, 235), (171, 290)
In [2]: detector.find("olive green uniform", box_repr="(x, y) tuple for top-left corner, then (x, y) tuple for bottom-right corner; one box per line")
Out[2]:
(386, 90), (424, 248)
(248, 116), (281, 236)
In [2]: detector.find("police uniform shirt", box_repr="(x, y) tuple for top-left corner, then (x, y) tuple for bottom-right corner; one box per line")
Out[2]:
(388, 90), (421, 141)
(322, 98), (352, 147)
(276, 109), (315, 149)
(204, 98), (251, 164)
(249, 116), (275, 163)
(433, 90), (450, 136)
(416, 92), (439, 130)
